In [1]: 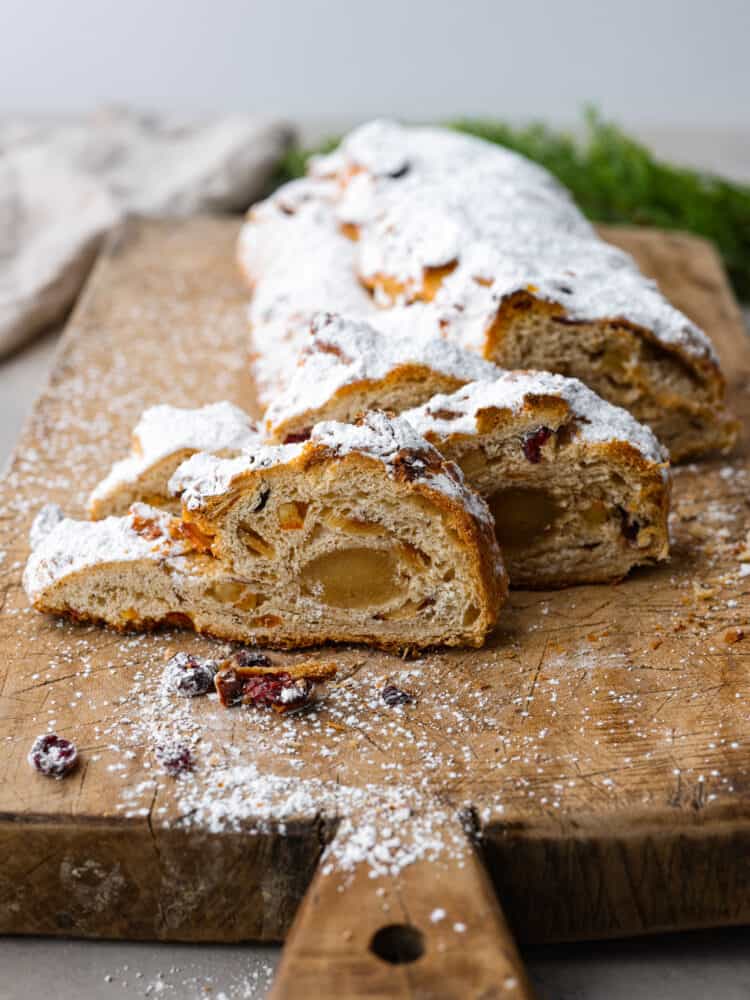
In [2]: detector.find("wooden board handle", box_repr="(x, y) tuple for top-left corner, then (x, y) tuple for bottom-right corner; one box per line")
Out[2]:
(269, 817), (533, 999)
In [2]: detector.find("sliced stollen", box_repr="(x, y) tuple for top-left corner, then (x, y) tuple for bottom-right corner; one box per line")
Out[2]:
(26, 413), (507, 650)
(403, 372), (671, 587)
(88, 401), (262, 519)
(240, 119), (737, 461)
(239, 177), (374, 408)
(264, 312), (498, 443)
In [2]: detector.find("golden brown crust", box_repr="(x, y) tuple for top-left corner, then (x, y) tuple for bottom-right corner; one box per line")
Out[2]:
(32, 602), (492, 652)
(484, 290), (738, 461)
(267, 363), (467, 443)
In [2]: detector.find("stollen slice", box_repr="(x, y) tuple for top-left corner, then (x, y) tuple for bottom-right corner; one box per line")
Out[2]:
(403, 371), (671, 587)
(26, 413), (507, 650)
(264, 312), (498, 443)
(88, 401), (262, 519)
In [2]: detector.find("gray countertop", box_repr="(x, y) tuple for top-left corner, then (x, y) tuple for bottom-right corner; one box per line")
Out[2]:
(2, 129), (749, 998)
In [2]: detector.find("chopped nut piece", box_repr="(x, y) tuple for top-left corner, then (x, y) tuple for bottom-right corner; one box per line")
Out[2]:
(214, 654), (336, 712)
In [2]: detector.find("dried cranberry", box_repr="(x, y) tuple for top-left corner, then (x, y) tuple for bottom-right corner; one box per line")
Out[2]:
(243, 674), (312, 710)
(243, 672), (291, 706)
(618, 506), (641, 544)
(382, 685), (413, 707)
(28, 733), (78, 778)
(522, 426), (552, 463)
(284, 428), (312, 444)
(156, 743), (193, 776)
(164, 652), (216, 697)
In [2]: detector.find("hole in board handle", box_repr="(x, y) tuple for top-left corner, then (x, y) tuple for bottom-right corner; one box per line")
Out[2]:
(369, 923), (425, 965)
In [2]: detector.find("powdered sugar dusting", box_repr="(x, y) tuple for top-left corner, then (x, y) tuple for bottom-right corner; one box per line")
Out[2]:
(89, 401), (261, 508)
(29, 502), (64, 551)
(23, 504), (189, 601)
(169, 444), (304, 510)
(322, 120), (717, 363)
(264, 312), (498, 436)
(242, 119), (717, 383)
(171, 410), (494, 527)
(404, 370), (668, 466)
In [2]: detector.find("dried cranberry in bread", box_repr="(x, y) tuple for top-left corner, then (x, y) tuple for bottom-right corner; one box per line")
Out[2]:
(403, 371), (670, 587)
(240, 120), (736, 461)
(25, 413), (507, 650)
(264, 312), (497, 443)
(88, 402), (261, 519)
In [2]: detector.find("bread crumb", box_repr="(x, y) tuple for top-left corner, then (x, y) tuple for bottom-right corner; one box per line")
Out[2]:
(724, 627), (745, 644)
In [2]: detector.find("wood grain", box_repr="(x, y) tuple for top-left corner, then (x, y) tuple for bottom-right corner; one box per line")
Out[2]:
(270, 819), (532, 1000)
(1, 217), (749, 971)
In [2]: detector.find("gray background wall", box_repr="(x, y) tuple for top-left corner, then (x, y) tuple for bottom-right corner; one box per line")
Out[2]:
(1, 0), (748, 129)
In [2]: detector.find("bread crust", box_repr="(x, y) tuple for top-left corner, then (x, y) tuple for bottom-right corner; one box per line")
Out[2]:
(484, 291), (737, 462)
(404, 374), (671, 587)
(239, 121), (737, 461)
(26, 416), (508, 651)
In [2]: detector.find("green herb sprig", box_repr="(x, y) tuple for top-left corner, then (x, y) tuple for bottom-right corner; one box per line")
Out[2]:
(272, 109), (750, 300)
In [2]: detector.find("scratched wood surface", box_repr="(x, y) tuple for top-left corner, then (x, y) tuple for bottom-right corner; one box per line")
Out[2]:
(1, 218), (750, 976)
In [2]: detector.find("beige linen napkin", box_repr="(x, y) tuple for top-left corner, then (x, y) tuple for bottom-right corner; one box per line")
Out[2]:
(0, 107), (293, 357)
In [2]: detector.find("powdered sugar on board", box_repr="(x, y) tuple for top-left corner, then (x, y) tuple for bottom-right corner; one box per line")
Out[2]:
(403, 370), (668, 467)
(104, 643), (482, 878)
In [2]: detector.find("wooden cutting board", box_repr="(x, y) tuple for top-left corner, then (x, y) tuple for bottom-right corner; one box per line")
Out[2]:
(1, 217), (749, 999)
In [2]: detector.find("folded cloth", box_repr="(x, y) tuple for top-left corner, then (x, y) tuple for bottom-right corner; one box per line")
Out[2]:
(0, 107), (293, 357)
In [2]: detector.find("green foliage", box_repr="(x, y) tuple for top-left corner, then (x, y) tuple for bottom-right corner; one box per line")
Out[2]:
(272, 110), (750, 300)
(272, 135), (339, 187)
